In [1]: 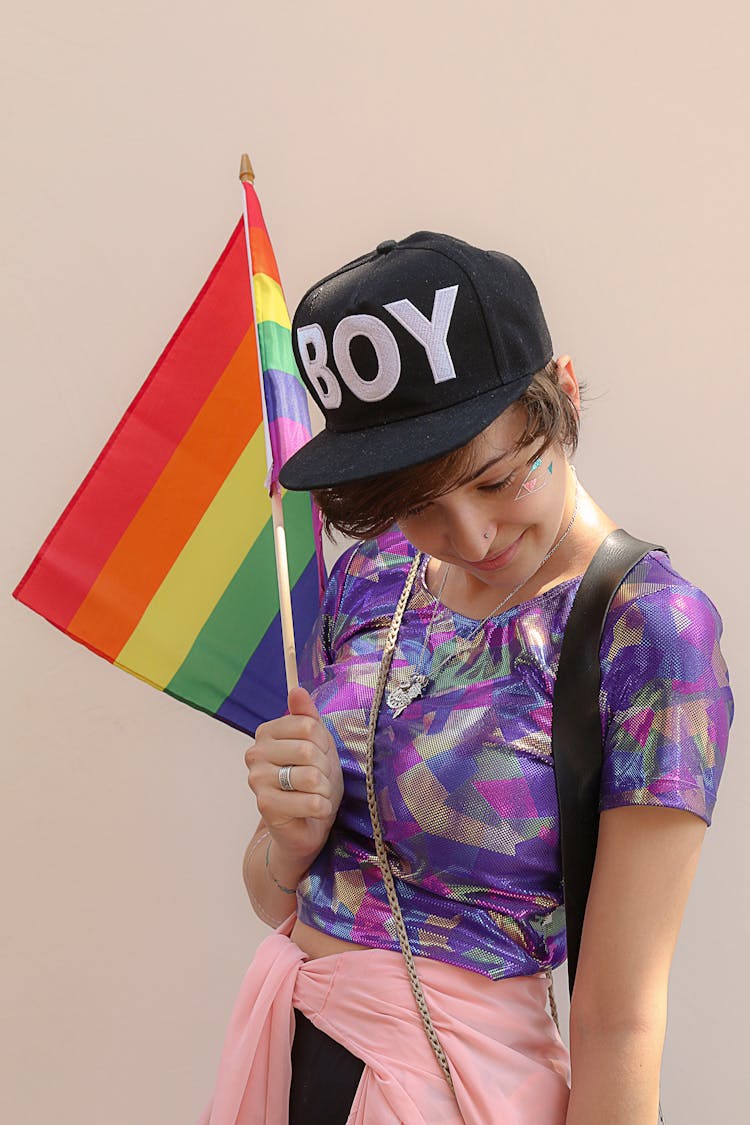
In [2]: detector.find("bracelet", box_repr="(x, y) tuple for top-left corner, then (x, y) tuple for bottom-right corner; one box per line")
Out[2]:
(265, 838), (297, 895)
(243, 830), (286, 927)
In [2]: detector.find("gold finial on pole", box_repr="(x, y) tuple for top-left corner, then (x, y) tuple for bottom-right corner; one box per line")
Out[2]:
(239, 153), (255, 183)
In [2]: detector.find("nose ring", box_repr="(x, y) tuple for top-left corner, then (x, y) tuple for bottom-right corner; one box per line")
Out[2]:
(483, 531), (491, 539)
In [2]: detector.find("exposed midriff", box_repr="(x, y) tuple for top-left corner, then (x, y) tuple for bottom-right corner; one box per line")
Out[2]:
(290, 917), (372, 959)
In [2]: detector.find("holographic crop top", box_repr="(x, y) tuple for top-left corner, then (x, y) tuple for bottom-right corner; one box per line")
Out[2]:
(295, 527), (734, 981)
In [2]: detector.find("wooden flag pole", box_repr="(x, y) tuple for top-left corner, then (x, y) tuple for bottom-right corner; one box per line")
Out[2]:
(240, 153), (299, 693)
(270, 485), (299, 691)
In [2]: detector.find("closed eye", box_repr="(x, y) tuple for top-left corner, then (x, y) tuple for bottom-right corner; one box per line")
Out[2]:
(478, 472), (516, 494)
(402, 469), (521, 518)
(478, 450), (547, 494)
(402, 501), (431, 519)
(401, 449), (547, 519)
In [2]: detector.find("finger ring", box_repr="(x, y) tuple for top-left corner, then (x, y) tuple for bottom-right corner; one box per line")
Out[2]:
(278, 764), (296, 792)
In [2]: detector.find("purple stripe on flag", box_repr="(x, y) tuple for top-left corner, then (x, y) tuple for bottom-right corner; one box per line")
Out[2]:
(269, 418), (312, 467)
(263, 368), (311, 429)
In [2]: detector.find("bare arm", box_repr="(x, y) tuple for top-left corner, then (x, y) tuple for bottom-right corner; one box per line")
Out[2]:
(241, 819), (316, 927)
(565, 804), (707, 1124)
(241, 685), (343, 928)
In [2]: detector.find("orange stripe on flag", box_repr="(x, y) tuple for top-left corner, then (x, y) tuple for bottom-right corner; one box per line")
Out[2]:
(249, 224), (280, 286)
(68, 328), (263, 657)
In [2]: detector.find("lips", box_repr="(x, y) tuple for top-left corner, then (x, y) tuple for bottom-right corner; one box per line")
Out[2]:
(468, 531), (525, 571)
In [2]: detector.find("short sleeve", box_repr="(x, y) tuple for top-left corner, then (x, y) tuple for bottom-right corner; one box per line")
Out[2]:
(297, 542), (358, 695)
(598, 583), (734, 827)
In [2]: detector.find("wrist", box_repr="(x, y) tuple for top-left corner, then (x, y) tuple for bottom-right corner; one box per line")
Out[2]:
(243, 830), (286, 927)
(264, 838), (316, 893)
(265, 838), (298, 895)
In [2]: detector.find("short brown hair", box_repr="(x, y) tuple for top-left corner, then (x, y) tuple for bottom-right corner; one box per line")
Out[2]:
(313, 359), (585, 541)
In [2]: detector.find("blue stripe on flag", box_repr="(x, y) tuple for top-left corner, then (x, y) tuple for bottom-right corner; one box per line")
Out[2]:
(215, 553), (321, 735)
(263, 367), (312, 428)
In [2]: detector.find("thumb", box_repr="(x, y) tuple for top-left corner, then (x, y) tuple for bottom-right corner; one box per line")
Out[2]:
(287, 685), (321, 720)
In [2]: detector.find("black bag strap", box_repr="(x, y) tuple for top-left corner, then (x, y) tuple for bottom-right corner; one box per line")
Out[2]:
(551, 528), (666, 1001)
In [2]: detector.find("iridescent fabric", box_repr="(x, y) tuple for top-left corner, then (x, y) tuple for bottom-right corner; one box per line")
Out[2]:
(295, 527), (734, 981)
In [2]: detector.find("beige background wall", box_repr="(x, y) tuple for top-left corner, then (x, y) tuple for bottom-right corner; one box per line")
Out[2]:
(3, 3), (747, 1122)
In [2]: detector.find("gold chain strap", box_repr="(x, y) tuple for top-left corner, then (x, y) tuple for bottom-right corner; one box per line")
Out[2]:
(364, 550), (457, 1095)
(547, 967), (559, 1031)
(364, 550), (562, 1099)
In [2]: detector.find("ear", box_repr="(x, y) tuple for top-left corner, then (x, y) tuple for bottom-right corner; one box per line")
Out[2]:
(555, 355), (581, 414)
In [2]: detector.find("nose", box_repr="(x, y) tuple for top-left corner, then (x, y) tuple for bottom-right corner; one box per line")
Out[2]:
(443, 505), (497, 563)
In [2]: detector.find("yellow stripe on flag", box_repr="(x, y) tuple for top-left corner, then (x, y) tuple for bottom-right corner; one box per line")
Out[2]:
(116, 427), (270, 687)
(253, 273), (291, 330)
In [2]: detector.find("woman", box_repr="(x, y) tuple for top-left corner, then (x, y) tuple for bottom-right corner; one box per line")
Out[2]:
(198, 232), (733, 1124)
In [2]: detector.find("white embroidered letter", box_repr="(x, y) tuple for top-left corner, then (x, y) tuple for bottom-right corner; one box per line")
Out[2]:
(332, 314), (401, 402)
(384, 284), (459, 384)
(296, 324), (342, 408)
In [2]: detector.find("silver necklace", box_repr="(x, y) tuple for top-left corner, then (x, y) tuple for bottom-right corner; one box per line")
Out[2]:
(383, 563), (450, 718)
(385, 468), (580, 717)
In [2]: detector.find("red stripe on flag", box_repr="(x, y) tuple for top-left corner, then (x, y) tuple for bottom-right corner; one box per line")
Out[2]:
(68, 329), (263, 658)
(14, 221), (252, 628)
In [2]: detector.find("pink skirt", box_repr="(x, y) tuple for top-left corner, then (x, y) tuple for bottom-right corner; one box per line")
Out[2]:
(196, 914), (571, 1125)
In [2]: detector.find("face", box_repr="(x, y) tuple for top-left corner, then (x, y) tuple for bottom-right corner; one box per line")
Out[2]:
(396, 405), (575, 596)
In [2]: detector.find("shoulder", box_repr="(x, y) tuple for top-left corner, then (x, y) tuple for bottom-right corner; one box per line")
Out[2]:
(600, 549), (729, 688)
(606, 548), (719, 613)
(322, 526), (418, 648)
(324, 525), (416, 596)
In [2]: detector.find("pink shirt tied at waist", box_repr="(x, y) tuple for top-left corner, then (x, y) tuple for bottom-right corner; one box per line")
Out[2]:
(196, 914), (571, 1125)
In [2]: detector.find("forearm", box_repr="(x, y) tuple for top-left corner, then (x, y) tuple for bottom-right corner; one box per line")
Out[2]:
(242, 826), (315, 927)
(564, 1018), (665, 1125)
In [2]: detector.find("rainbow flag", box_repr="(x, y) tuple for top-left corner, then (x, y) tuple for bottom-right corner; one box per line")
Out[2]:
(242, 181), (315, 484)
(13, 180), (324, 737)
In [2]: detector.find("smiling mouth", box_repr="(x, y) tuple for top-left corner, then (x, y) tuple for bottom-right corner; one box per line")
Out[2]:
(467, 531), (525, 570)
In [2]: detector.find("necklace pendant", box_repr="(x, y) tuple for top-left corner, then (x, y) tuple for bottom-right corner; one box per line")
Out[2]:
(385, 672), (430, 717)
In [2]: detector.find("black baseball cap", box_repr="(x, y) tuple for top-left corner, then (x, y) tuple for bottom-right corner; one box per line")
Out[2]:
(278, 230), (553, 491)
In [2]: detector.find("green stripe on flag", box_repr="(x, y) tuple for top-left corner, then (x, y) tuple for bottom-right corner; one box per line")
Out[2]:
(257, 321), (298, 379)
(165, 489), (315, 714)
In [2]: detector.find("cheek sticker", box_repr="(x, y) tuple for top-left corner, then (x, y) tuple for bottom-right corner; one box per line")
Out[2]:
(514, 457), (554, 501)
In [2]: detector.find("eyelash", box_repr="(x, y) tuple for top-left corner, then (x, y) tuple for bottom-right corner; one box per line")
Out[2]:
(480, 472), (517, 494)
(402, 471), (517, 519)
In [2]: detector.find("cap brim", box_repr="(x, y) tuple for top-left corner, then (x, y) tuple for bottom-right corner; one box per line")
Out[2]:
(278, 376), (533, 491)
